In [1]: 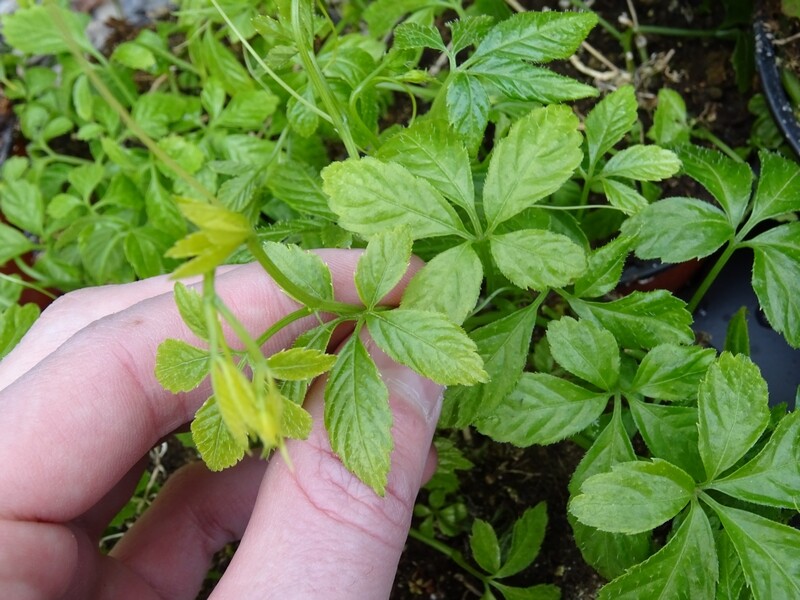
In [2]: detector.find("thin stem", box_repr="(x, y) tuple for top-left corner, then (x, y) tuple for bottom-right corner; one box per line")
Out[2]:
(139, 40), (202, 76)
(407, 529), (488, 585)
(635, 25), (740, 40)
(567, 0), (622, 41)
(0, 271), (57, 300)
(692, 128), (745, 163)
(255, 306), (315, 346)
(543, 203), (626, 212)
(687, 241), (737, 313)
(215, 298), (269, 362)
(87, 47), (137, 107)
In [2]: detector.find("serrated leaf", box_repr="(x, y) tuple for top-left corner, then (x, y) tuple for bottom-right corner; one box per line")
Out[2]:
(446, 72), (490, 148)
(601, 145), (681, 181)
(476, 373), (608, 446)
(677, 143), (753, 227)
(376, 119), (474, 212)
(709, 500), (800, 599)
(155, 339), (209, 392)
(281, 397), (313, 440)
(217, 89), (279, 129)
(192, 397), (246, 471)
(585, 85), (638, 168)
(711, 410), (800, 509)
(210, 357), (257, 448)
(1, 179), (44, 236)
(262, 242), (333, 308)
(491, 583), (560, 600)
(569, 290), (694, 348)
(172, 282), (210, 342)
(266, 348), (337, 381)
(201, 29), (253, 96)
(494, 503), (548, 579)
(366, 309), (487, 386)
(1, 5), (91, 55)
(748, 150), (800, 227)
(698, 353), (770, 481)
(547, 317), (619, 390)
(281, 321), (337, 405)
(441, 304), (538, 427)
(716, 530), (747, 600)
(484, 105), (582, 231)
(401, 243), (482, 324)
(570, 459), (695, 534)
(597, 503), (717, 600)
(631, 344), (716, 401)
(355, 227), (413, 308)
(490, 229), (587, 290)
(322, 157), (466, 239)
(469, 58), (598, 103)
(393, 22), (446, 51)
(626, 197), (733, 262)
(0, 303), (39, 359)
(472, 11), (597, 63)
(724, 306), (751, 356)
(573, 235), (634, 298)
(470, 519), (501, 574)
(324, 334), (392, 495)
(448, 15), (495, 53)
(748, 222), (800, 347)
(267, 158), (335, 219)
(650, 87), (690, 147)
(601, 179), (648, 215)
(287, 85), (319, 138)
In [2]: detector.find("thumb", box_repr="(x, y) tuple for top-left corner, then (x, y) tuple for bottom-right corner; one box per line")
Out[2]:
(212, 335), (444, 599)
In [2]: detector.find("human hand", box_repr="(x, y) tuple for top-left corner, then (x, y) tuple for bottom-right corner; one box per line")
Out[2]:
(0, 251), (444, 599)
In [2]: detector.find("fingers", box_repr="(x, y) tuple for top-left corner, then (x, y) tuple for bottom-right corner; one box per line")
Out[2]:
(212, 339), (444, 600)
(0, 251), (418, 522)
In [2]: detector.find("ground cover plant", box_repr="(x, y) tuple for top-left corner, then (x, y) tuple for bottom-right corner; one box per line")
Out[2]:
(1, 0), (799, 597)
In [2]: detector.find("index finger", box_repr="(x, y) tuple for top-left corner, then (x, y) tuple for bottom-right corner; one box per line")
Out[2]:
(0, 251), (416, 522)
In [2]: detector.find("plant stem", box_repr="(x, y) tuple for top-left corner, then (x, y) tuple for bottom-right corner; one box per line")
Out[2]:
(215, 298), (270, 363)
(687, 241), (737, 313)
(567, 0), (622, 41)
(407, 529), (488, 585)
(635, 25), (740, 40)
(692, 128), (745, 163)
(256, 306), (315, 346)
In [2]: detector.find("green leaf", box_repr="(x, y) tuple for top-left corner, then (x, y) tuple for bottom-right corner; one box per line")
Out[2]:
(366, 309), (487, 386)
(716, 530), (747, 600)
(363, 0), (432, 36)
(598, 503), (717, 600)
(698, 353), (770, 481)
(262, 242), (334, 308)
(470, 519), (501, 574)
(1, 5), (91, 55)
(441, 304), (538, 427)
(401, 243), (482, 324)
(476, 373), (609, 446)
(626, 197), (733, 262)
(267, 158), (336, 219)
(573, 235), (634, 298)
(191, 397), (246, 471)
(355, 227), (413, 309)
(281, 397), (313, 440)
(322, 157), (466, 239)
(200, 29), (253, 96)
(393, 22), (446, 51)
(124, 227), (172, 279)
(630, 344), (716, 401)
(495, 503), (548, 579)
(448, 15), (495, 53)
(217, 90), (279, 129)
(79, 222), (129, 284)
(585, 85), (638, 168)
(711, 410), (800, 509)
(677, 144), (753, 227)
(72, 74), (93, 122)
(287, 85), (319, 138)
(174, 282), (209, 341)
(483, 105), (582, 230)
(725, 306), (751, 355)
(491, 583), (560, 600)
(569, 290), (694, 348)
(324, 334), (392, 495)
(469, 59), (598, 103)
(376, 119), (474, 212)
(155, 339), (210, 393)
(600, 145), (681, 181)
(266, 348), (337, 381)
(201, 78), (226, 120)
(132, 92), (188, 138)
(629, 399), (704, 481)
(111, 41), (156, 70)
(748, 150), (800, 227)
(281, 321), (337, 405)
(547, 317), (619, 390)
(570, 459), (695, 534)
(446, 72), (490, 148)
(748, 222), (800, 347)
(709, 500), (800, 599)
(649, 88), (690, 147)
(1, 179), (44, 236)
(472, 10), (597, 63)
(601, 179), (649, 215)
(68, 163), (105, 200)
(0, 303), (39, 360)
(490, 229), (587, 291)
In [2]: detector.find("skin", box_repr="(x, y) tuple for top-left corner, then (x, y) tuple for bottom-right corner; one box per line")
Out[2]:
(0, 250), (444, 600)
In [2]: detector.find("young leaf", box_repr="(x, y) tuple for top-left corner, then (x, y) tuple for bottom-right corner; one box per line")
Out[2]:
(573, 235), (634, 298)
(355, 227), (413, 309)
(547, 317), (619, 390)
(471, 10), (597, 63)
(281, 396), (313, 440)
(677, 144), (753, 228)
(698, 353), (770, 481)
(626, 197), (733, 262)
(476, 373), (609, 446)
(448, 15), (495, 54)
(710, 410), (800, 509)
(1, 179), (44, 236)
(600, 145), (681, 181)
(217, 90), (279, 129)
(570, 459), (695, 534)
(191, 396), (246, 471)
(441, 304), (538, 427)
(211, 357), (258, 448)
(0, 223), (34, 265)
(324, 334), (392, 495)
(747, 222), (800, 348)
(393, 22), (446, 51)
(111, 41), (156, 70)
(322, 157), (467, 239)
(709, 500), (800, 599)
(483, 105), (582, 231)
(470, 519), (501, 574)
(446, 72), (490, 148)
(366, 309), (487, 386)
(490, 583), (560, 600)
(490, 229), (587, 290)
(649, 88), (690, 147)
(401, 243), (482, 324)
(630, 344), (716, 401)
(281, 321), (338, 405)
(748, 150), (800, 227)
(725, 306), (751, 355)
(601, 179), (649, 215)
(494, 503), (548, 579)
(585, 85), (638, 168)
(155, 339), (210, 393)
(1, 5), (92, 55)
(597, 503), (717, 600)
(469, 59), (598, 103)
(262, 242), (334, 308)
(266, 348), (337, 381)
(569, 290), (694, 348)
